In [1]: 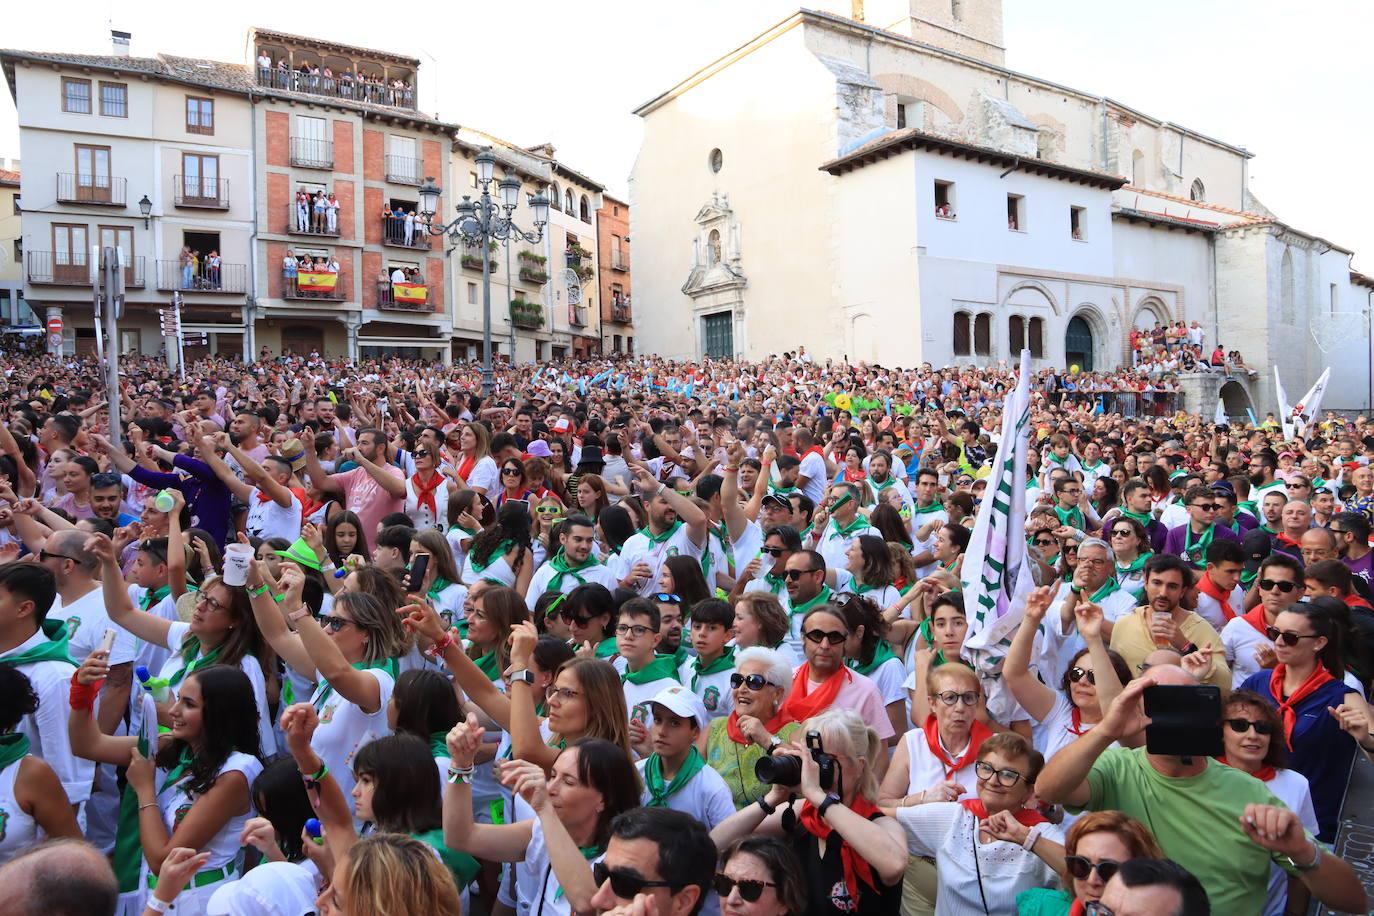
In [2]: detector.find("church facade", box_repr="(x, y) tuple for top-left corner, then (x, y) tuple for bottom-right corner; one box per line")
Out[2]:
(629, 1), (1373, 410)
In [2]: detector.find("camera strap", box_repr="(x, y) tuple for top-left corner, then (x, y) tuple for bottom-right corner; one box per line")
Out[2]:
(970, 821), (991, 916)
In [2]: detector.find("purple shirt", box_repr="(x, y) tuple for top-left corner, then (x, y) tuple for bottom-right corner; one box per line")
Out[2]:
(1343, 549), (1374, 585)
(128, 454), (233, 547)
(1162, 522), (1240, 565)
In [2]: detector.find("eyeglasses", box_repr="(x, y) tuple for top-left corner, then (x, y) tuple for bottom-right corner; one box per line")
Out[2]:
(1265, 625), (1320, 647)
(413, 449), (431, 458)
(713, 874), (776, 903)
(933, 690), (979, 707)
(592, 862), (680, 899)
(730, 672), (775, 691)
(616, 623), (655, 638)
(548, 686), (582, 703)
(1031, 537), (1056, 547)
(316, 614), (353, 633)
(1077, 557), (1109, 568)
(1067, 666), (1096, 685)
(501, 467), (523, 477)
(1065, 856), (1121, 883)
(974, 760), (1029, 787)
(535, 505), (563, 516)
(38, 549), (80, 564)
(1225, 717), (1275, 736)
(1084, 903), (1117, 916)
(1258, 578), (1297, 593)
(804, 629), (847, 646)
(784, 568), (819, 581)
(760, 546), (787, 557)
(1190, 502), (1220, 511)
(196, 592), (228, 614)
(654, 593), (681, 605)
(1109, 529), (1133, 539)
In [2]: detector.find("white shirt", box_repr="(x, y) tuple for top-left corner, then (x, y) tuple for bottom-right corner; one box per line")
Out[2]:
(50, 585), (136, 666)
(0, 757), (38, 865)
(903, 726), (979, 795)
(834, 569), (901, 610)
(610, 522), (704, 598)
(525, 558), (619, 611)
(797, 450), (828, 506)
(309, 666), (395, 814)
(160, 622), (276, 756)
(1195, 584), (1245, 632)
(1222, 616), (1272, 689)
(462, 455), (499, 494)
(246, 488), (303, 542)
(634, 756), (736, 830)
(814, 518), (878, 573)
(1, 628), (93, 804)
(896, 802), (1065, 916)
(1261, 770), (1318, 916)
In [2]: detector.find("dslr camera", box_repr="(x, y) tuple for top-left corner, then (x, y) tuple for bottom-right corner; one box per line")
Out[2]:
(755, 730), (837, 790)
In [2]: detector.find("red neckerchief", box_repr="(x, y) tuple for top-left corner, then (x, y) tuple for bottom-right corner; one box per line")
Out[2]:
(1197, 573), (1237, 621)
(1269, 663), (1336, 749)
(1069, 900), (1088, 916)
(456, 452), (478, 481)
(781, 664), (849, 724)
(1276, 533), (1302, 548)
(1240, 605), (1269, 637)
(1347, 594), (1373, 611)
(724, 707), (793, 745)
(922, 715), (991, 780)
(842, 467), (867, 483)
(959, 798), (1050, 827)
(1068, 707), (1090, 737)
(798, 795), (882, 902)
(411, 470), (445, 519)
(1218, 756), (1277, 782)
(802, 445), (825, 461)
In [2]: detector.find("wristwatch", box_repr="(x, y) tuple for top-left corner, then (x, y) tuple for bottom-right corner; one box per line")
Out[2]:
(508, 669), (535, 686)
(817, 794), (843, 819)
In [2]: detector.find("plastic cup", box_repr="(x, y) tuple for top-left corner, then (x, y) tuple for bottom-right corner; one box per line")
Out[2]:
(223, 543), (254, 587)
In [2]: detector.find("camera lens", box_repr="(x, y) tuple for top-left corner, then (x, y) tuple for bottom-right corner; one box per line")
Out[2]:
(755, 753), (802, 786)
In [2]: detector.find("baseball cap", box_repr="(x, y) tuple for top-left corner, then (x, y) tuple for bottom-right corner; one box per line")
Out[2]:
(761, 493), (791, 511)
(648, 684), (709, 730)
(553, 417), (572, 434)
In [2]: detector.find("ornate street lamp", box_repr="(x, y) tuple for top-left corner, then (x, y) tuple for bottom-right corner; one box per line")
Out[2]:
(419, 148), (548, 396)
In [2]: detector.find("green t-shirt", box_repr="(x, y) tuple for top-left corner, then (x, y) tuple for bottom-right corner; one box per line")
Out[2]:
(1015, 888), (1072, 916)
(1077, 747), (1305, 916)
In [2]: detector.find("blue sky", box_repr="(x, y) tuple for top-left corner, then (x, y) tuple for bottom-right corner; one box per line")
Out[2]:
(2, 0), (1369, 268)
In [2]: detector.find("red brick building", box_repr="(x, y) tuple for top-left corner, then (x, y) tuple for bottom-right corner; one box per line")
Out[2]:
(597, 194), (633, 353)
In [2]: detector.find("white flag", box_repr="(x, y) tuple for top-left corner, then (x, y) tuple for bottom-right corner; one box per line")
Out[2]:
(1274, 366), (1293, 438)
(1289, 368), (1331, 440)
(1215, 398), (1228, 427)
(962, 350), (1037, 669)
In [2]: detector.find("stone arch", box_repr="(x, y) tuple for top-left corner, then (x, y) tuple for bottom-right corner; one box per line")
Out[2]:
(1129, 295), (1171, 331)
(1219, 379), (1252, 420)
(872, 74), (964, 126)
(1066, 305), (1111, 371)
(1003, 280), (1060, 316)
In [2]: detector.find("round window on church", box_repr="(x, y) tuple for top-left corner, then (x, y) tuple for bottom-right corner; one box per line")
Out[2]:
(708, 148), (723, 173)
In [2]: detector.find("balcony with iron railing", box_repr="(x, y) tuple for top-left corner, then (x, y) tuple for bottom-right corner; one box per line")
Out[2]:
(610, 296), (632, 323)
(27, 251), (144, 287)
(289, 136), (334, 170)
(255, 70), (417, 110)
(460, 248), (498, 273)
(56, 172), (127, 207)
(510, 299), (543, 329)
(376, 280), (435, 313)
(381, 214), (431, 250)
(286, 201), (340, 238)
(384, 154), (422, 186)
(157, 260), (247, 294)
(283, 269), (349, 302)
(569, 305), (588, 328)
(610, 249), (628, 271)
(518, 265), (548, 285)
(174, 175), (230, 209)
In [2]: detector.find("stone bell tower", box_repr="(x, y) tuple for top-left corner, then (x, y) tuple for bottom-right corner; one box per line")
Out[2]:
(840, 0), (1005, 66)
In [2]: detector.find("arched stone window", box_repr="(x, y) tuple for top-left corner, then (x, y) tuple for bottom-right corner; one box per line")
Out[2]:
(1029, 317), (1044, 358)
(1190, 178), (1206, 202)
(953, 312), (971, 356)
(1008, 315), (1024, 353)
(579, 195), (590, 222)
(550, 182), (562, 211)
(564, 189), (575, 213)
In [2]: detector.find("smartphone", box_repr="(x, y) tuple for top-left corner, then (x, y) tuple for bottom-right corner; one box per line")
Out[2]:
(98, 629), (116, 655)
(1143, 684), (1223, 757)
(406, 553), (430, 594)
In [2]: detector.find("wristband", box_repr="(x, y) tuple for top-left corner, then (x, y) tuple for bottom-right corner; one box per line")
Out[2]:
(69, 673), (104, 711)
(425, 629), (458, 660)
(287, 606), (311, 622)
(1022, 823), (1044, 851)
(249, 584), (270, 597)
(302, 762), (329, 785)
(145, 898), (171, 913)
(817, 794), (843, 819)
(447, 765), (474, 785)
(756, 796), (776, 816)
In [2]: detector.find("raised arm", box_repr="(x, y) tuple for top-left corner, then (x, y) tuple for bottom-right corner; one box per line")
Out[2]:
(507, 622), (561, 771)
(280, 703), (357, 869)
(1037, 675), (1154, 809)
(398, 600), (511, 728)
(721, 442), (751, 542)
(87, 534), (175, 648)
(442, 715), (533, 861)
(1004, 587), (1057, 723)
(191, 435), (254, 503)
(247, 561), (314, 676)
(343, 446), (406, 499)
(0, 422), (36, 497)
(67, 651), (139, 766)
(165, 490), (188, 599)
(633, 466), (707, 546)
(303, 442), (344, 496)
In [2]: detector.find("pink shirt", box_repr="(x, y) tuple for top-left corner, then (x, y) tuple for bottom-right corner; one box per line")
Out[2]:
(819, 669), (896, 741)
(331, 465), (403, 551)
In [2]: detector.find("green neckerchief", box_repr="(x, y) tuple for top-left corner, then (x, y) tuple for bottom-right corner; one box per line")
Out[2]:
(0, 732), (30, 771)
(1115, 552), (1151, 577)
(1118, 508), (1153, 527)
(913, 500), (944, 515)
(553, 843), (607, 899)
(473, 649), (501, 681)
(1236, 500), (1258, 518)
(1229, 518), (1243, 535)
(871, 475), (898, 493)
(622, 654), (680, 686)
(313, 657), (399, 711)
(917, 619), (951, 667)
(1182, 524), (1215, 568)
(644, 747), (707, 807)
(768, 483), (799, 497)
(139, 584), (172, 610)
(789, 585), (833, 618)
(702, 522), (733, 582)
(158, 747), (195, 795)
(1082, 459), (1104, 472)
(1047, 452), (1070, 466)
(168, 636), (222, 688)
(762, 571), (787, 595)
(471, 539), (515, 574)
(1055, 504), (1085, 530)
(830, 514), (870, 539)
(1259, 524), (1277, 535)
(1241, 568), (1258, 587)
(427, 577), (454, 603)
(847, 639), (897, 676)
(1089, 578), (1122, 603)
(413, 828), (481, 889)
(113, 733), (150, 892)
(691, 646), (735, 690)
(594, 636), (618, 659)
(670, 643), (690, 669)
(429, 732), (449, 759)
(0, 618), (76, 668)
(547, 550), (601, 591)
(639, 520), (684, 548)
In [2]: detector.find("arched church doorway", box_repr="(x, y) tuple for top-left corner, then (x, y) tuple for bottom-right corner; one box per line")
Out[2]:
(1065, 316), (1094, 371)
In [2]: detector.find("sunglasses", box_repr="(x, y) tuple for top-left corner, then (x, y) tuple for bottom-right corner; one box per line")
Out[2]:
(316, 614), (352, 633)
(501, 467), (523, 476)
(803, 629), (847, 646)
(1109, 529), (1133, 538)
(760, 546), (787, 557)
(592, 862), (679, 899)
(1225, 717), (1275, 736)
(713, 874), (776, 903)
(729, 672), (774, 691)
(933, 690), (979, 707)
(654, 593), (681, 605)
(1067, 666), (1096, 685)
(1190, 502), (1220, 511)
(38, 549), (81, 564)
(1258, 579), (1297, 593)
(1265, 625), (1320, 647)
(784, 568), (820, 581)
(413, 449), (431, 458)
(535, 505), (563, 516)
(1065, 856), (1121, 883)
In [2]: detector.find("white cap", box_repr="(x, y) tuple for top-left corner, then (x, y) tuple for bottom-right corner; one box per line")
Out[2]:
(648, 684), (709, 730)
(206, 861), (318, 916)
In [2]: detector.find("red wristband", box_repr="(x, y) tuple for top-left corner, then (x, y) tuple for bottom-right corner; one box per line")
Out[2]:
(69, 672), (104, 711)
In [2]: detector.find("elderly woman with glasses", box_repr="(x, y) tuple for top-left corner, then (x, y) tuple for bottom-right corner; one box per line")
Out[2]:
(703, 646), (801, 808)
(892, 732), (1067, 916)
(1015, 811), (1162, 916)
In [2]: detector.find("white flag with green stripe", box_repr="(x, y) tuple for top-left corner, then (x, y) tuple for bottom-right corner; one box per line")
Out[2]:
(962, 349), (1036, 670)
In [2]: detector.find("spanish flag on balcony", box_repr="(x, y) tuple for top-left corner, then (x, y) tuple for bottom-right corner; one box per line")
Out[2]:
(298, 270), (338, 292)
(393, 282), (428, 303)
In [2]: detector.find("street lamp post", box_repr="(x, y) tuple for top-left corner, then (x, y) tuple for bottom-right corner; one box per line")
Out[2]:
(418, 148), (549, 397)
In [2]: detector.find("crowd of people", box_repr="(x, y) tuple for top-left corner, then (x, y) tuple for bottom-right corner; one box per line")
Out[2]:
(0, 346), (1371, 916)
(256, 53), (416, 109)
(295, 188), (340, 236)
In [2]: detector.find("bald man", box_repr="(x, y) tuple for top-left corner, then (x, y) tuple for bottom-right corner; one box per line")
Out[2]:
(0, 838), (117, 915)
(1299, 527), (1338, 569)
(1273, 500), (1312, 559)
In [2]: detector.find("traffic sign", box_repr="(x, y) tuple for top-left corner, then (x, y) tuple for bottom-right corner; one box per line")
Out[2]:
(46, 316), (63, 334)
(47, 332), (62, 349)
